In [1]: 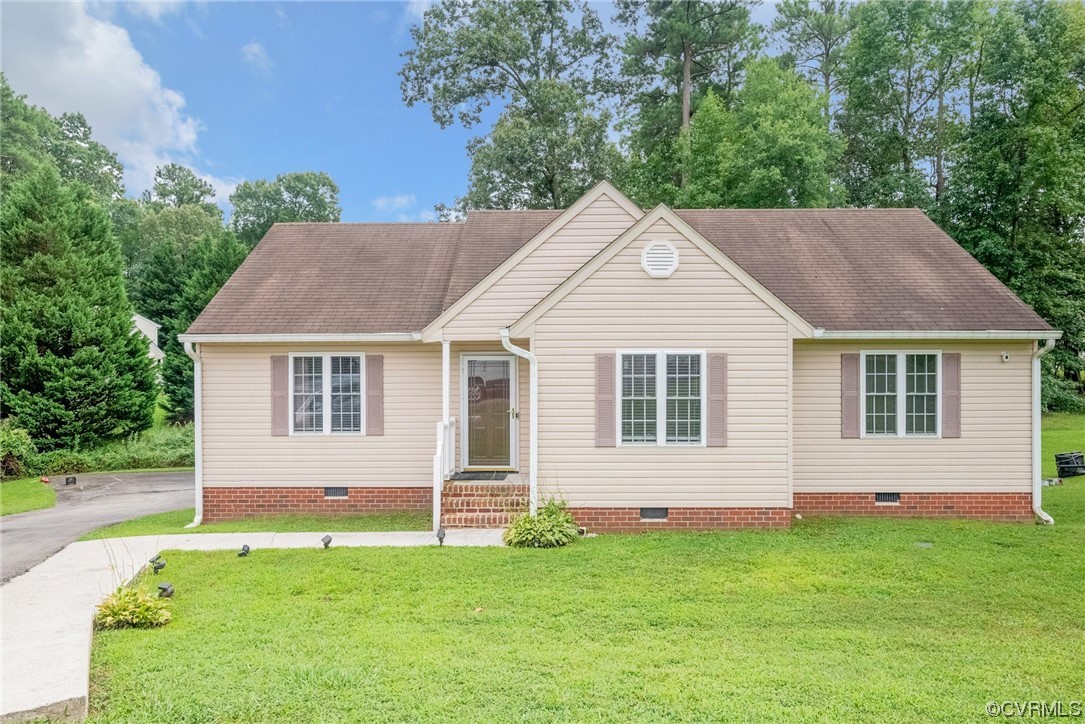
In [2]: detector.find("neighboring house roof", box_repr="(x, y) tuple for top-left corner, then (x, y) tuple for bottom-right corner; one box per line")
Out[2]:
(186, 196), (1052, 337)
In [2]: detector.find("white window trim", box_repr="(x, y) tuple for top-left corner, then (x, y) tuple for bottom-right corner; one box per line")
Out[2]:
(288, 352), (366, 436)
(615, 350), (707, 447)
(859, 350), (942, 439)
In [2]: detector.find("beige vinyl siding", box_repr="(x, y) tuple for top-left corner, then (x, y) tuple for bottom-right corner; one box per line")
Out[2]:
(442, 194), (636, 340)
(532, 219), (791, 508)
(793, 340), (1033, 492)
(200, 342), (530, 488)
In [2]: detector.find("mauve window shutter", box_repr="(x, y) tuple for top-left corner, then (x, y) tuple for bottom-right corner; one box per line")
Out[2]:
(595, 353), (616, 447)
(841, 353), (860, 439)
(366, 355), (384, 436)
(707, 353), (728, 447)
(942, 353), (961, 438)
(270, 356), (289, 436)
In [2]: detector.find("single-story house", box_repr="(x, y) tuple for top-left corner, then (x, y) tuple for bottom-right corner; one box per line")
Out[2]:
(179, 182), (1060, 531)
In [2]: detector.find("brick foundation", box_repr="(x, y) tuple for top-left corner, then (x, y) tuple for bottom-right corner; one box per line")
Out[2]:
(792, 492), (1035, 522)
(570, 507), (792, 533)
(202, 486), (431, 522)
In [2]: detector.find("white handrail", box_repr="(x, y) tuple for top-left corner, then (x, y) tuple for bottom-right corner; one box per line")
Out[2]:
(433, 417), (457, 532)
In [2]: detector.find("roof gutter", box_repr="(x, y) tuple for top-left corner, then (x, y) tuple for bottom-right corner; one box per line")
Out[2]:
(178, 332), (423, 344)
(812, 329), (1062, 341)
(1032, 338), (1057, 525)
(500, 329), (537, 515)
(182, 341), (203, 528)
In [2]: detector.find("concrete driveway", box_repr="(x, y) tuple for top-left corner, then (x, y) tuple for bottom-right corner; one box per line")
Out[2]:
(0, 471), (193, 583)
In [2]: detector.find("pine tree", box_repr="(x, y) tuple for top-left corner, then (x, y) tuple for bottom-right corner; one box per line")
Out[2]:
(1, 167), (156, 449)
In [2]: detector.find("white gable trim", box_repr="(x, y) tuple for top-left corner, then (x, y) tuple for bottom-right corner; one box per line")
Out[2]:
(420, 181), (643, 342)
(509, 205), (817, 338)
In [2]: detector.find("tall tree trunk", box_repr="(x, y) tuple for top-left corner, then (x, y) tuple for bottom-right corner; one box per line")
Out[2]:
(680, 39), (692, 188)
(935, 89), (945, 201)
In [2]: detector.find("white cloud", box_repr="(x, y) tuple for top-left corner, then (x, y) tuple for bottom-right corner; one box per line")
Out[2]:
(372, 193), (417, 213)
(0, 1), (233, 201)
(124, 1), (187, 22)
(240, 41), (273, 76)
(398, 209), (437, 223)
(405, 1), (434, 20)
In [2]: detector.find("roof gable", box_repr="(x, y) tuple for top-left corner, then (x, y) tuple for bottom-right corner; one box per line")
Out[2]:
(510, 205), (816, 338)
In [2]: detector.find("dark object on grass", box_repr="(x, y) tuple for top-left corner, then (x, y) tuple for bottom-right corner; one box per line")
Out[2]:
(321, 534), (332, 549)
(65, 476), (77, 485)
(436, 527), (446, 546)
(238, 545), (250, 557)
(151, 557), (166, 574)
(1055, 452), (1085, 478)
(157, 582), (174, 598)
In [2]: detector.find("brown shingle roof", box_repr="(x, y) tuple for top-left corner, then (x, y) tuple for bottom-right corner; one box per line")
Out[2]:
(675, 208), (1050, 331)
(187, 207), (1051, 336)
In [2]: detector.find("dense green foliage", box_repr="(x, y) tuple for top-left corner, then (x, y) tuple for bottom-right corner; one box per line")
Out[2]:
(228, 172), (342, 247)
(403, 0), (1085, 408)
(94, 585), (171, 631)
(503, 499), (580, 547)
(1, 424), (193, 478)
(0, 166), (156, 449)
(89, 469), (1083, 720)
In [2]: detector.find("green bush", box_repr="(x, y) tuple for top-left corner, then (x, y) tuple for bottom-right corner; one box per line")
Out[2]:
(503, 500), (580, 548)
(17, 424), (194, 477)
(94, 585), (172, 630)
(0, 420), (37, 479)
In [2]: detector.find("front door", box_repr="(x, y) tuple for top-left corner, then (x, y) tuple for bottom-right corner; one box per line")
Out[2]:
(462, 355), (517, 469)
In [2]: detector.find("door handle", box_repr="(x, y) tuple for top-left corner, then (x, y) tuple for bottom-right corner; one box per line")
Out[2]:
(508, 409), (519, 420)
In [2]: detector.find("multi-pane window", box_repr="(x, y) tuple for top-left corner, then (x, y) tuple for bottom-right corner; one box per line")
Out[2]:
(291, 354), (364, 434)
(864, 354), (897, 435)
(621, 354), (657, 443)
(666, 354), (701, 443)
(292, 356), (324, 433)
(863, 352), (940, 437)
(620, 351), (704, 445)
(906, 354), (938, 435)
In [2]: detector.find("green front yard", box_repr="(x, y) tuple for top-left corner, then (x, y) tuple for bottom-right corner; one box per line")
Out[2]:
(81, 509), (431, 540)
(0, 477), (56, 516)
(88, 415), (1085, 722)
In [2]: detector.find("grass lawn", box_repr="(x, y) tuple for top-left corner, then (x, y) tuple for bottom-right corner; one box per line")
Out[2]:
(1042, 412), (1085, 478)
(0, 477), (56, 516)
(81, 508), (431, 540)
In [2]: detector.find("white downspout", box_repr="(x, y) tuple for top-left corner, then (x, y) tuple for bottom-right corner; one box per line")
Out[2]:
(1032, 337), (1056, 525)
(183, 341), (203, 527)
(501, 329), (538, 515)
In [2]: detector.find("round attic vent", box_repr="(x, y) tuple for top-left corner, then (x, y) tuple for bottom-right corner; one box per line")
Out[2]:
(641, 241), (679, 278)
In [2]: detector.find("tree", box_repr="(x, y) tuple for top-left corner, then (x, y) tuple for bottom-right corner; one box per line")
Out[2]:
(159, 232), (248, 421)
(771, 0), (856, 119)
(141, 163), (220, 218)
(228, 171), (341, 247)
(461, 82), (624, 210)
(127, 204), (225, 312)
(48, 113), (125, 201)
(680, 61), (839, 208)
(943, 0), (1085, 409)
(615, 0), (762, 199)
(0, 167), (156, 449)
(400, 0), (615, 130)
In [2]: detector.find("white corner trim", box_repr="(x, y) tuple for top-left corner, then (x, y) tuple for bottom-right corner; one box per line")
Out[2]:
(420, 181), (643, 342)
(509, 204), (817, 338)
(177, 332), (422, 343)
(813, 330), (1062, 341)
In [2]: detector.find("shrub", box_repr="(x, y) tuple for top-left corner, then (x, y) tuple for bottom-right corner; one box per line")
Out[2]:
(503, 500), (580, 548)
(19, 424), (195, 477)
(0, 420), (37, 479)
(94, 585), (172, 630)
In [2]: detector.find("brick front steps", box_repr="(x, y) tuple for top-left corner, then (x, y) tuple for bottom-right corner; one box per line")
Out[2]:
(440, 481), (528, 528)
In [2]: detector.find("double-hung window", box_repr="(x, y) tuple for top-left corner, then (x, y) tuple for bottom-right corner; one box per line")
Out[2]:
(862, 351), (940, 437)
(290, 353), (364, 435)
(619, 351), (705, 446)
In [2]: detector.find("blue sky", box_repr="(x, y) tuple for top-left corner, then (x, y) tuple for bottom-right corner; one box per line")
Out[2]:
(1, 1), (777, 222)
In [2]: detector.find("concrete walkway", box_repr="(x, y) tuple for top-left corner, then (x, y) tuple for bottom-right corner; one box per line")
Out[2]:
(0, 529), (504, 722)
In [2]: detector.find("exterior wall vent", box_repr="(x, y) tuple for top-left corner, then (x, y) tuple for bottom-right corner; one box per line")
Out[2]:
(640, 507), (669, 520)
(324, 487), (348, 498)
(874, 492), (901, 504)
(641, 241), (679, 278)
